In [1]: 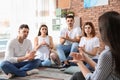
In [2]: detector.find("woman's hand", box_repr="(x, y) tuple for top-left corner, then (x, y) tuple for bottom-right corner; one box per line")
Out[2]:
(78, 46), (86, 53)
(41, 40), (49, 47)
(69, 52), (85, 63)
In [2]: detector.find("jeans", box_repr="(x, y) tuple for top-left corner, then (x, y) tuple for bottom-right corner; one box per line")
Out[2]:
(39, 58), (52, 67)
(0, 61), (2, 72)
(56, 42), (79, 62)
(0, 59), (41, 77)
(70, 72), (85, 80)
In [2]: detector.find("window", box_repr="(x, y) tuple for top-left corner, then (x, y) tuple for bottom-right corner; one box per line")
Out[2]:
(0, 0), (56, 52)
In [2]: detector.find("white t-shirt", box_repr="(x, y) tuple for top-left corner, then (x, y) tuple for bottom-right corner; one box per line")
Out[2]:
(4, 38), (32, 63)
(35, 36), (50, 60)
(79, 36), (100, 58)
(60, 27), (81, 45)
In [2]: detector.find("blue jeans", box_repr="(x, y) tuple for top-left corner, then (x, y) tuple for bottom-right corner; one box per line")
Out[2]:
(39, 58), (52, 67)
(56, 42), (79, 62)
(0, 59), (41, 77)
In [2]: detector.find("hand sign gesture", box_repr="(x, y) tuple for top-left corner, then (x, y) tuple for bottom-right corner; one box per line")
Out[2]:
(69, 52), (85, 63)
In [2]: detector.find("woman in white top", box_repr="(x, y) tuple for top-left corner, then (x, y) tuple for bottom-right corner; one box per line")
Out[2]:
(78, 22), (100, 71)
(34, 24), (60, 66)
(70, 11), (120, 80)
(68, 22), (100, 70)
(79, 22), (100, 59)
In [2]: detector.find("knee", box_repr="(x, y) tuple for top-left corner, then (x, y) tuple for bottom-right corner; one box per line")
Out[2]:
(33, 59), (41, 67)
(42, 59), (51, 66)
(0, 61), (10, 69)
(50, 53), (57, 60)
(72, 42), (79, 47)
(56, 44), (62, 49)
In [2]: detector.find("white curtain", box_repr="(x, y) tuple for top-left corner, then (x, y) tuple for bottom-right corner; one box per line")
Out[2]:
(0, 0), (56, 51)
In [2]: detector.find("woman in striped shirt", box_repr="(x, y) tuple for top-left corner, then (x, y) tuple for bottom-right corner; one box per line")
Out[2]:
(70, 11), (120, 80)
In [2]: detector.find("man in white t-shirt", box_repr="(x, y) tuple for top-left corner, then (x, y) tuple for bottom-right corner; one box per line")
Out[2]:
(0, 24), (41, 79)
(56, 15), (81, 67)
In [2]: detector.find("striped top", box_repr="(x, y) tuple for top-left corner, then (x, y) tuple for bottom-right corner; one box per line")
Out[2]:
(85, 46), (120, 80)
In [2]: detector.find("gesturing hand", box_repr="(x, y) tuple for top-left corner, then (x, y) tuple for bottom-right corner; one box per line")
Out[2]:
(69, 52), (84, 63)
(25, 50), (36, 61)
(65, 32), (69, 39)
(41, 40), (49, 47)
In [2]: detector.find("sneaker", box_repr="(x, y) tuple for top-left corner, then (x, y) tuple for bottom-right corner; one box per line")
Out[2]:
(61, 64), (70, 68)
(7, 73), (15, 79)
(27, 69), (39, 76)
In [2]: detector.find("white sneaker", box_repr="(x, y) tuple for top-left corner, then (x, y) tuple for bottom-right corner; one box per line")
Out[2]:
(27, 69), (39, 76)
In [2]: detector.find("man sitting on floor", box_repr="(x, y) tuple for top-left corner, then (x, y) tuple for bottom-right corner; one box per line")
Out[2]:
(0, 24), (41, 79)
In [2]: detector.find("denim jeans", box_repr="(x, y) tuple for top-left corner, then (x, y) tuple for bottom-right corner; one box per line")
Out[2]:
(0, 59), (41, 77)
(56, 42), (79, 62)
(39, 58), (52, 67)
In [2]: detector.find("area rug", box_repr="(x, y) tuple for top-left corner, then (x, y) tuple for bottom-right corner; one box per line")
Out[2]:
(34, 75), (64, 80)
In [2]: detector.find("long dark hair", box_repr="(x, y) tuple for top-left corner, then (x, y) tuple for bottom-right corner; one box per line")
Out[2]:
(82, 22), (96, 37)
(38, 24), (48, 36)
(99, 11), (120, 74)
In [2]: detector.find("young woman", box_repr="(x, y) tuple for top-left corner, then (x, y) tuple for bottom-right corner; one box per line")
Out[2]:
(70, 11), (120, 80)
(79, 22), (99, 58)
(34, 24), (60, 67)
(78, 22), (100, 71)
(63, 22), (100, 69)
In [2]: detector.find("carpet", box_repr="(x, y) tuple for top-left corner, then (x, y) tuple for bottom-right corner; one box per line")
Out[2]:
(33, 75), (64, 80)
(0, 67), (72, 80)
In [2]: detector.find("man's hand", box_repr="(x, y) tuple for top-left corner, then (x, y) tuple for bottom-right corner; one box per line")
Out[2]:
(61, 36), (70, 41)
(25, 50), (36, 61)
(65, 32), (69, 40)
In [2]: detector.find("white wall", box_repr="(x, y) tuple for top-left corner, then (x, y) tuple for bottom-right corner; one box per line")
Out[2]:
(0, 0), (80, 51)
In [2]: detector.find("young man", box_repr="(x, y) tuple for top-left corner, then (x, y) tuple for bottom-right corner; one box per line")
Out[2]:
(56, 15), (82, 67)
(0, 24), (41, 79)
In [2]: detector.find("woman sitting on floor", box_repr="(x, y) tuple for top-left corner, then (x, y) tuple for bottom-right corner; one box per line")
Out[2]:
(70, 11), (120, 80)
(34, 24), (60, 67)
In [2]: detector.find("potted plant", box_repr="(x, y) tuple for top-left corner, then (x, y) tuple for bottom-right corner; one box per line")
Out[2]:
(61, 9), (67, 17)
(67, 11), (75, 16)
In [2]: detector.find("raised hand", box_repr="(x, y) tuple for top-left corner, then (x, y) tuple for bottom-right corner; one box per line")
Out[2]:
(69, 52), (84, 63)
(41, 39), (46, 45)
(65, 32), (69, 39)
(41, 39), (49, 47)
